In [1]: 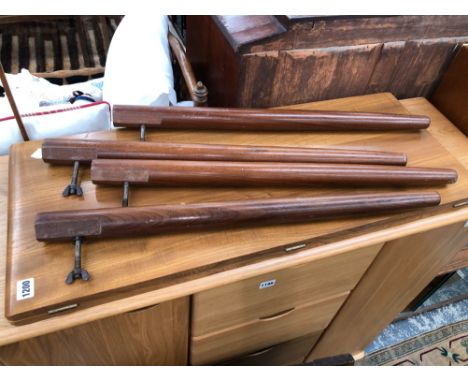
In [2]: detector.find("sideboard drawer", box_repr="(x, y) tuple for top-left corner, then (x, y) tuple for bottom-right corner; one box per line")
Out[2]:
(220, 332), (321, 366)
(192, 244), (381, 336)
(0, 297), (189, 365)
(190, 292), (348, 365)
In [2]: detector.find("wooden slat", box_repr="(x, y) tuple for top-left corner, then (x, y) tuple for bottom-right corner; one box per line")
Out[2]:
(32, 67), (104, 79)
(17, 32), (29, 70)
(74, 16), (93, 68)
(0, 31), (12, 72)
(34, 24), (46, 73)
(66, 21), (80, 70)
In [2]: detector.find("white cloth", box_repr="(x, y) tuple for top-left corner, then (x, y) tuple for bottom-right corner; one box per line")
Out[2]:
(0, 70), (108, 155)
(0, 102), (112, 155)
(0, 69), (103, 114)
(102, 15), (176, 111)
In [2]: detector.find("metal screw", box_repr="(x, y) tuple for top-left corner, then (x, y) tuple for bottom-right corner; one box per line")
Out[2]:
(453, 200), (468, 208)
(63, 161), (83, 197)
(65, 237), (90, 285)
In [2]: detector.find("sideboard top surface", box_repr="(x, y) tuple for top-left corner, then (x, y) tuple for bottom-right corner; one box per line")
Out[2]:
(1, 93), (468, 344)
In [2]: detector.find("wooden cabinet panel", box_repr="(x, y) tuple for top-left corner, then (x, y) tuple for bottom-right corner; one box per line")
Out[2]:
(240, 39), (463, 107)
(241, 43), (383, 107)
(191, 292), (348, 365)
(192, 244), (381, 337)
(307, 221), (468, 361)
(221, 332), (321, 366)
(187, 16), (468, 107)
(0, 297), (189, 365)
(186, 16), (241, 107)
(431, 45), (468, 137)
(367, 39), (461, 98)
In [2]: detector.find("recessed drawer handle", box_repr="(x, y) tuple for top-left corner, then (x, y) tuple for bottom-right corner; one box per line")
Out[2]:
(245, 346), (275, 358)
(259, 307), (295, 321)
(128, 303), (160, 314)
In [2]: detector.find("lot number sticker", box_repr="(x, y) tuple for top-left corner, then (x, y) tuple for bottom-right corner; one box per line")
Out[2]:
(17, 278), (35, 301)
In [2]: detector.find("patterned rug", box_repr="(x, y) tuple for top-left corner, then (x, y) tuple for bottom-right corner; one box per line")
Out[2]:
(357, 320), (468, 365)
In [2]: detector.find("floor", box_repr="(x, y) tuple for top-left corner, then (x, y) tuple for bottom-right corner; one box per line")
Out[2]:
(365, 267), (468, 354)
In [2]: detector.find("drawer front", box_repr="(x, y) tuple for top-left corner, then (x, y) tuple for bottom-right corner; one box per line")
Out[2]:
(0, 297), (189, 365)
(190, 292), (348, 365)
(220, 332), (322, 366)
(192, 244), (381, 336)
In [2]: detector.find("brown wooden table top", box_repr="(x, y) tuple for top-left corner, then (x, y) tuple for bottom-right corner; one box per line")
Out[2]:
(1, 93), (467, 344)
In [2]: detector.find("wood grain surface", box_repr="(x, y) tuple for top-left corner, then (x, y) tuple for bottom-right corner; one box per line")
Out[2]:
(431, 44), (468, 137)
(213, 16), (468, 53)
(112, 104), (430, 131)
(307, 221), (468, 360)
(191, 244), (382, 337)
(438, 249), (468, 275)
(5, 93), (468, 323)
(187, 16), (468, 107)
(401, 97), (468, 274)
(186, 16), (242, 107)
(90, 159), (457, 187)
(401, 98), (468, 169)
(35, 193), (442, 242)
(191, 292), (348, 365)
(0, 297), (189, 365)
(42, 138), (409, 166)
(1, 94), (468, 341)
(220, 332), (321, 366)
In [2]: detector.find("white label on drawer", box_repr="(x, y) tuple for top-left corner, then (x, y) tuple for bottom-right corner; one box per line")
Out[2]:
(16, 278), (35, 301)
(259, 279), (276, 289)
(464, 220), (468, 228)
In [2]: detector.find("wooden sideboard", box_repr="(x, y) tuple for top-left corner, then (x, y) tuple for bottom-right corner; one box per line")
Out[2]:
(190, 245), (381, 365)
(186, 16), (468, 108)
(0, 93), (467, 365)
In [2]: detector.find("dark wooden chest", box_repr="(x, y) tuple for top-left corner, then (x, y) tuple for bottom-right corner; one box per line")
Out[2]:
(186, 15), (468, 107)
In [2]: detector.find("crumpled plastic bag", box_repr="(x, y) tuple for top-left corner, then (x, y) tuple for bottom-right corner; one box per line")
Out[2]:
(0, 69), (103, 116)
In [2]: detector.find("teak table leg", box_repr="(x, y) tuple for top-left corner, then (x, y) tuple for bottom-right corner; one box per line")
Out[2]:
(305, 221), (468, 361)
